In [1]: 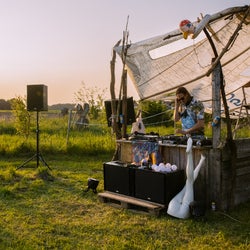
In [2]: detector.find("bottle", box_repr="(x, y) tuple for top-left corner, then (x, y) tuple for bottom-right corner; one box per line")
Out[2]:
(211, 116), (220, 127)
(151, 152), (157, 165)
(148, 158), (152, 170)
(211, 201), (216, 211)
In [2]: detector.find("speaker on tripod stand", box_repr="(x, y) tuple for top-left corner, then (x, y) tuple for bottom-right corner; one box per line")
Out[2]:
(17, 84), (51, 170)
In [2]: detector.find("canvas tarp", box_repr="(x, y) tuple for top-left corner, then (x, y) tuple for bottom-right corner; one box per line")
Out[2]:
(115, 5), (250, 118)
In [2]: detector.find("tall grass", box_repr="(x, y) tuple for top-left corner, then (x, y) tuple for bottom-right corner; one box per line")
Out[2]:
(0, 112), (116, 156)
(0, 111), (249, 157)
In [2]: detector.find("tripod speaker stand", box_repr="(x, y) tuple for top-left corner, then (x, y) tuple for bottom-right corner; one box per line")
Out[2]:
(17, 111), (51, 170)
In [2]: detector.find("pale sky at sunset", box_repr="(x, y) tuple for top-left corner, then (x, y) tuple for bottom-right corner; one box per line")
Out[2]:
(0, 0), (249, 105)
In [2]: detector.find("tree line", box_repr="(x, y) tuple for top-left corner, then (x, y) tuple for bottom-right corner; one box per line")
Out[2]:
(0, 99), (12, 110)
(0, 99), (76, 111)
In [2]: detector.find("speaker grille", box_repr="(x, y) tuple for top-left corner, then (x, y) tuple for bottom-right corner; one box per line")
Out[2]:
(103, 161), (135, 196)
(134, 169), (185, 205)
(27, 85), (48, 111)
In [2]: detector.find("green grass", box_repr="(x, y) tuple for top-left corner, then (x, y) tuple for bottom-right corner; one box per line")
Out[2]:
(0, 113), (249, 249)
(0, 155), (249, 250)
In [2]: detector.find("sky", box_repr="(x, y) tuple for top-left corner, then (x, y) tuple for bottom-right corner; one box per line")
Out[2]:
(0, 0), (249, 105)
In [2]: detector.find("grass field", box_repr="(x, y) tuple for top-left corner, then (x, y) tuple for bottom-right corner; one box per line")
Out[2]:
(0, 154), (249, 250)
(0, 112), (249, 249)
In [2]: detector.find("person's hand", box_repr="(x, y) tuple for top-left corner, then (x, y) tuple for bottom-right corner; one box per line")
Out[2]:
(175, 98), (180, 107)
(175, 129), (186, 135)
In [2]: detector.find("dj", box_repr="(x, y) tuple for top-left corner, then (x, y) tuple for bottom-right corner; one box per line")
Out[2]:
(174, 87), (205, 136)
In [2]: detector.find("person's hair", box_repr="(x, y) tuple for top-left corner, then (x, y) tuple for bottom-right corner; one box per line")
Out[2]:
(176, 87), (190, 96)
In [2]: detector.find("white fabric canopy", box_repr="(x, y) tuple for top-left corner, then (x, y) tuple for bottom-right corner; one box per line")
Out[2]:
(115, 6), (250, 117)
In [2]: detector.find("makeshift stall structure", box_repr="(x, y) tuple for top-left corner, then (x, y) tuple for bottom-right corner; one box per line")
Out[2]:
(117, 137), (250, 211)
(101, 5), (250, 212)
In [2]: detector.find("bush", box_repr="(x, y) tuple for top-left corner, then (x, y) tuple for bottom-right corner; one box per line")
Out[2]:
(139, 100), (173, 127)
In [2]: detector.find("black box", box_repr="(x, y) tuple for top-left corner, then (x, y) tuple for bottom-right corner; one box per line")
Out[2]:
(104, 97), (136, 126)
(103, 161), (135, 196)
(134, 169), (185, 205)
(27, 84), (48, 111)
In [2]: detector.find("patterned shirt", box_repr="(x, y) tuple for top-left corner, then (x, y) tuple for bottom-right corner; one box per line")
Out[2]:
(180, 97), (204, 135)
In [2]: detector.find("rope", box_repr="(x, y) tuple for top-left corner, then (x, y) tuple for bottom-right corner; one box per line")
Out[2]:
(142, 110), (171, 120)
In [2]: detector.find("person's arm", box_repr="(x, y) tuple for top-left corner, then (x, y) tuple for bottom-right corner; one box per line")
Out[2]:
(176, 119), (204, 135)
(174, 99), (181, 122)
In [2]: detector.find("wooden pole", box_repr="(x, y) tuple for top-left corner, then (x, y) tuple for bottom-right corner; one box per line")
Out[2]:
(203, 27), (236, 210)
(66, 109), (73, 145)
(120, 16), (129, 139)
(211, 60), (221, 148)
(110, 41), (123, 161)
(203, 27), (234, 143)
(111, 40), (122, 138)
(122, 69), (127, 138)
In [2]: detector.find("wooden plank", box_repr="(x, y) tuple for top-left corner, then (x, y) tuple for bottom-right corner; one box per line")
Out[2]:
(235, 139), (250, 157)
(208, 149), (222, 208)
(159, 146), (171, 164)
(160, 145), (186, 170)
(193, 148), (208, 203)
(236, 166), (250, 176)
(234, 187), (250, 205)
(236, 173), (250, 189)
(119, 141), (133, 163)
(204, 149), (212, 207)
(167, 146), (181, 167)
(99, 191), (165, 209)
(98, 191), (165, 216)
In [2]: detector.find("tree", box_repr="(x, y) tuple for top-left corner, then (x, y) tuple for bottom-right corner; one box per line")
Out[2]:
(74, 81), (108, 120)
(10, 96), (30, 139)
(0, 99), (11, 110)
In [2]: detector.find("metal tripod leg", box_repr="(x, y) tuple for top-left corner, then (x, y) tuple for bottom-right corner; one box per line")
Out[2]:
(17, 110), (51, 170)
(17, 153), (51, 170)
(17, 154), (37, 169)
(38, 153), (51, 170)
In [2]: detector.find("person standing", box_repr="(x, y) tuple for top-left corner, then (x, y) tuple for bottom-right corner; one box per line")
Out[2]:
(174, 87), (205, 136)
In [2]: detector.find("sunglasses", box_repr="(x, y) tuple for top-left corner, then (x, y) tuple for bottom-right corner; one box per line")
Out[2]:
(178, 97), (185, 102)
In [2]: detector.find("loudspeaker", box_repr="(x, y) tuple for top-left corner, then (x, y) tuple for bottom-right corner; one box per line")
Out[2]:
(104, 97), (136, 126)
(27, 84), (48, 111)
(134, 169), (185, 205)
(103, 161), (135, 196)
